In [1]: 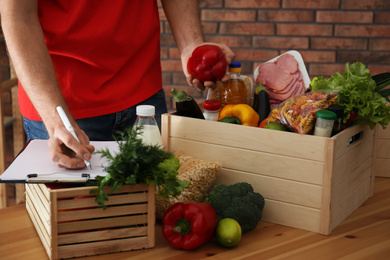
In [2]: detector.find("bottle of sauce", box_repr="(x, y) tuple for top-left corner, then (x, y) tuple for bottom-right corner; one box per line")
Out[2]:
(203, 99), (221, 121)
(134, 105), (163, 147)
(220, 61), (247, 107)
(314, 110), (337, 138)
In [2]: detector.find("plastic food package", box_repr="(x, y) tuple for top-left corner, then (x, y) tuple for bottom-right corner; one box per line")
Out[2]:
(254, 51), (311, 108)
(267, 91), (338, 134)
(155, 152), (222, 219)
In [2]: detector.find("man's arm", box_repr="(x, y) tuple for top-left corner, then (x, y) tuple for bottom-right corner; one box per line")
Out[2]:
(161, 0), (235, 90)
(0, 0), (93, 169)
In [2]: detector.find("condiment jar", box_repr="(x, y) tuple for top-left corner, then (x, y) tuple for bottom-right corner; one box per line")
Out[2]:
(133, 105), (163, 147)
(203, 99), (221, 121)
(314, 110), (337, 137)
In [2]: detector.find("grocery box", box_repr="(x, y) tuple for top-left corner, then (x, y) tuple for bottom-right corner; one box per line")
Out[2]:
(25, 183), (155, 260)
(161, 113), (376, 235)
(375, 125), (390, 177)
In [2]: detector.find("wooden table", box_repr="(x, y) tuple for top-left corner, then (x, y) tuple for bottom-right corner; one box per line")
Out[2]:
(1, 177), (389, 260)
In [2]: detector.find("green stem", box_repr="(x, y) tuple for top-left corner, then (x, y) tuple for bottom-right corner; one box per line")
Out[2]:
(171, 88), (192, 103)
(173, 218), (191, 235)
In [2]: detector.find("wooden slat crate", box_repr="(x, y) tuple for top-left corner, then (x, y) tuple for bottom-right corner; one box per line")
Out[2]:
(25, 183), (155, 259)
(375, 125), (390, 177)
(161, 114), (376, 235)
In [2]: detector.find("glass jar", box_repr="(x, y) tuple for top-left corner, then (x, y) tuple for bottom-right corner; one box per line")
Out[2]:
(314, 110), (337, 137)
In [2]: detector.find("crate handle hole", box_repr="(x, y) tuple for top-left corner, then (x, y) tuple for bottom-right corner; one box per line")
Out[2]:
(347, 131), (363, 146)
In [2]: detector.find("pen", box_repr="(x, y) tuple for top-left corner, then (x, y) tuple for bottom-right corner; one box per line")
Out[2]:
(56, 106), (92, 170)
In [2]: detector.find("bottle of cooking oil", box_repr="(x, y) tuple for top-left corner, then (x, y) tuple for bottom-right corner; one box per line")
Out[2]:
(220, 61), (247, 107)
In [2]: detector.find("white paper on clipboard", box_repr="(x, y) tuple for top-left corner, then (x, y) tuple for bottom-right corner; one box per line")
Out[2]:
(0, 139), (119, 183)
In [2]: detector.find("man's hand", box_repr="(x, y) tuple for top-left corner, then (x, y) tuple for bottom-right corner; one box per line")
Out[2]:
(48, 125), (95, 169)
(181, 42), (235, 91)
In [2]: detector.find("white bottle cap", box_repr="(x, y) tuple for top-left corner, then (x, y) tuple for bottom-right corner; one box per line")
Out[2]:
(136, 105), (155, 116)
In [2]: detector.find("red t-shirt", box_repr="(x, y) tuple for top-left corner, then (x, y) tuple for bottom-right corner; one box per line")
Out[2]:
(19, 0), (162, 120)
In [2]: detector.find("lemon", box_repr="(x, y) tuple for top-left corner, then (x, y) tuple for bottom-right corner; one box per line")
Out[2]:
(264, 122), (288, 131)
(216, 218), (242, 248)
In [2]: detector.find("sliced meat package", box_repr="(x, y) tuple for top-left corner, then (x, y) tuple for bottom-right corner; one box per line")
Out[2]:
(254, 51), (310, 108)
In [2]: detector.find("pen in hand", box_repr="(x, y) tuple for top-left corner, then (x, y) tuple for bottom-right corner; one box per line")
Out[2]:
(56, 106), (92, 170)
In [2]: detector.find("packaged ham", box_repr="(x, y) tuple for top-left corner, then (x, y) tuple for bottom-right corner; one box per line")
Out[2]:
(266, 91), (338, 134)
(254, 51), (310, 108)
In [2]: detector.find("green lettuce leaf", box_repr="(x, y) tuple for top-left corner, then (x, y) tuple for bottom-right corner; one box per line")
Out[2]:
(311, 62), (390, 129)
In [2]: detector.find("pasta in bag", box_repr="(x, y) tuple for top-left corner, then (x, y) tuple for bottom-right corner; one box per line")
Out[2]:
(267, 91), (337, 134)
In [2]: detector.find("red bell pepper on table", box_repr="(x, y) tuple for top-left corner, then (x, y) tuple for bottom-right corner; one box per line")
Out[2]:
(162, 202), (217, 250)
(187, 44), (228, 83)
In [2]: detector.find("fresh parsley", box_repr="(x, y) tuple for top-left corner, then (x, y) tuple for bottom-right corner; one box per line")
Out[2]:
(90, 126), (190, 208)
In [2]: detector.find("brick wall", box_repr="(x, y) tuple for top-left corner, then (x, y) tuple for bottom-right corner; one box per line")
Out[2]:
(1, 0), (390, 114)
(159, 0), (390, 110)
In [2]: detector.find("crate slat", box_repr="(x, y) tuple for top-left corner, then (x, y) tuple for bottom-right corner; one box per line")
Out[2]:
(54, 183), (149, 199)
(215, 169), (323, 208)
(25, 184), (51, 233)
(25, 188), (52, 259)
(57, 191), (148, 210)
(58, 226), (148, 245)
(57, 203), (148, 222)
(57, 236), (150, 259)
(165, 114), (328, 161)
(169, 138), (324, 185)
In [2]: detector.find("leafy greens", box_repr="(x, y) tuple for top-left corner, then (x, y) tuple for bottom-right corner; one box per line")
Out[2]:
(311, 62), (390, 129)
(90, 127), (190, 208)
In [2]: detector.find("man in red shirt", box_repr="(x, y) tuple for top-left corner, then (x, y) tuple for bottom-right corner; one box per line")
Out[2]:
(0, 0), (234, 169)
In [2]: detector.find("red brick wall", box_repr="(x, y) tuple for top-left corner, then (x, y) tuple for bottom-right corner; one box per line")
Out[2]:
(159, 0), (390, 111)
(1, 0), (389, 113)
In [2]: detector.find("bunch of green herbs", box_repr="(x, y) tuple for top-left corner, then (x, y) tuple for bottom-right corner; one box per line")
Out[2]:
(311, 62), (390, 129)
(90, 126), (190, 208)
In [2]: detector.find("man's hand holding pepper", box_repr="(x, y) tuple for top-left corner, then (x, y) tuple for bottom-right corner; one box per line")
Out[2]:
(181, 42), (235, 91)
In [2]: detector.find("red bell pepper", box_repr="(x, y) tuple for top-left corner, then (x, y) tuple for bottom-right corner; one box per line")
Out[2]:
(162, 202), (217, 250)
(187, 44), (228, 83)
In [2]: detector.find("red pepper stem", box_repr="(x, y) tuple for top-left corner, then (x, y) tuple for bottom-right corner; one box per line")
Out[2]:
(173, 218), (191, 235)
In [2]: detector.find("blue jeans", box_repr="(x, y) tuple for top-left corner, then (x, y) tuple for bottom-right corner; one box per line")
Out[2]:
(23, 89), (167, 142)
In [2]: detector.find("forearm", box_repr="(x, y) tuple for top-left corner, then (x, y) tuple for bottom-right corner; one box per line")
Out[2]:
(0, 0), (71, 136)
(161, 0), (204, 53)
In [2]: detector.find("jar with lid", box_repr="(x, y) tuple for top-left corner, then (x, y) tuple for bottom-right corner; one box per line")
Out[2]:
(203, 99), (221, 121)
(314, 110), (337, 137)
(133, 105), (163, 147)
(220, 61), (247, 107)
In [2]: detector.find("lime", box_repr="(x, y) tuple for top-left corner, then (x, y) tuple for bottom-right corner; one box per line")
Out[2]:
(216, 218), (242, 248)
(264, 122), (288, 131)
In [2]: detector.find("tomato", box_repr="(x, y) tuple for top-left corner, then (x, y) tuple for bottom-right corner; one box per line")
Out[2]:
(187, 44), (228, 83)
(258, 118), (269, 128)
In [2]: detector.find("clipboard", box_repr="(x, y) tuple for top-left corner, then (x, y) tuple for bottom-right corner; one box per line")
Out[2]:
(0, 139), (119, 183)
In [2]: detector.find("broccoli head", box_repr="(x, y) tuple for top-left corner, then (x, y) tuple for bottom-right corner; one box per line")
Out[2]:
(205, 182), (265, 233)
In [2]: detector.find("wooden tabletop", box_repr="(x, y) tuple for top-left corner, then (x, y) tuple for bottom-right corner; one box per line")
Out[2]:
(1, 177), (389, 260)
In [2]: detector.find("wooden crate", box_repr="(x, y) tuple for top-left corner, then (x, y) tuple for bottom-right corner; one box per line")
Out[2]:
(375, 125), (390, 177)
(161, 114), (376, 235)
(25, 183), (155, 259)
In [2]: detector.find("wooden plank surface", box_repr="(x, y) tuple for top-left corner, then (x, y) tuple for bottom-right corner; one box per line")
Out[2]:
(1, 177), (389, 260)
(162, 114), (328, 161)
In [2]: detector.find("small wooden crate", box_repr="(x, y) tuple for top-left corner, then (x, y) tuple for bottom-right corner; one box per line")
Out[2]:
(375, 125), (390, 177)
(25, 183), (155, 259)
(161, 114), (376, 235)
